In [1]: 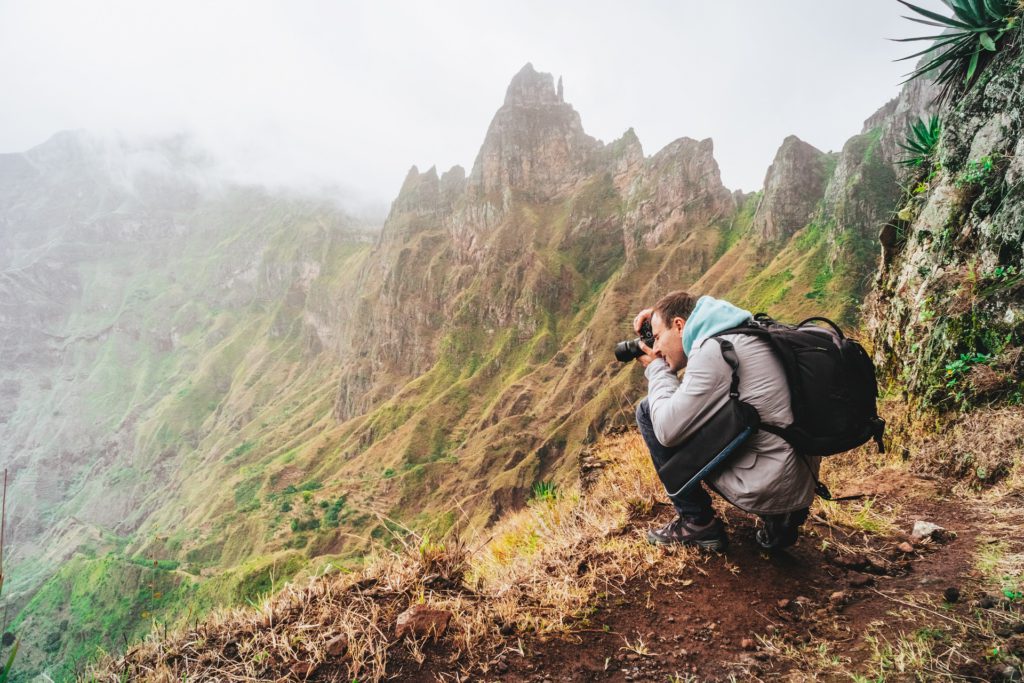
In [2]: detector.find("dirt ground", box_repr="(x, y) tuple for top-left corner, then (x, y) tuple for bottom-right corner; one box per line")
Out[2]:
(385, 469), (1024, 682)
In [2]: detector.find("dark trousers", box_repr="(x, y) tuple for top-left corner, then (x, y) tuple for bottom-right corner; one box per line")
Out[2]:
(636, 398), (716, 521)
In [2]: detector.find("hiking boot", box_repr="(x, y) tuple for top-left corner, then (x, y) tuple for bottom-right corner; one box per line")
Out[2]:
(756, 508), (809, 551)
(646, 515), (727, 550)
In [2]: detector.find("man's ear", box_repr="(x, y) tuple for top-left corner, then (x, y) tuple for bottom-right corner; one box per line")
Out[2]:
(674, 317), (686, 332)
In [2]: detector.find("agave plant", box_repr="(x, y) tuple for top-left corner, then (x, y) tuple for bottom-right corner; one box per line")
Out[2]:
(895, 0), (1022, 101)
(898, 115), (942, 166)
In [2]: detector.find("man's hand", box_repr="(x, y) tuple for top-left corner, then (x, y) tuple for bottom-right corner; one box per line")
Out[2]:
(636, 340), (659, 368)
(633, 307), (654, 335)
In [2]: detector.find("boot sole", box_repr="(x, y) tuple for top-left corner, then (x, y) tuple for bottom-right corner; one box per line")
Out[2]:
(646, 533), (728, 551)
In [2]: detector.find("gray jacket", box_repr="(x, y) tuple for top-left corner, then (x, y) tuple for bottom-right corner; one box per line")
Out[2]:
(644, 333), (819, 515)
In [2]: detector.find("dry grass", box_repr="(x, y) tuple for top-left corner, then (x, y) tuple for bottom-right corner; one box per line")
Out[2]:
(84, 432), (696, 682)
(913, 406), (1024, 492)
(815, 497), (903, 537)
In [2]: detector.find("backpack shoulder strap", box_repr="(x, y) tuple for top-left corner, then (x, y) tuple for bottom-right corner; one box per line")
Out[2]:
(715, 338), (741, 398)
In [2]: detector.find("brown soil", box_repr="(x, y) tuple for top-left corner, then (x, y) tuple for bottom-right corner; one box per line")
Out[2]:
(382, 470), (1024, 682)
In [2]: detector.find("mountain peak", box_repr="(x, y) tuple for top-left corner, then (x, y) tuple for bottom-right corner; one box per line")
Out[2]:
(503, 63), (562, 107)
(470, 65), (597, 199)
(752, 135), (831, 242)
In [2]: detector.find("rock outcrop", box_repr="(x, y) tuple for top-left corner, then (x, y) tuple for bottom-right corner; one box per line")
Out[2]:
(469, 63), (601, 200)
(752, 135), (831, 242)
(870, 43), (1024, 411)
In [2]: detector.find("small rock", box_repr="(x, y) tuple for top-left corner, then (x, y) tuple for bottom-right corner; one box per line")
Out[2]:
(395, 604), (452, 640)
(911, 520), (951, 543)
(979, 595), (999, 609)
(290, 661), (318, 678)
(666, 615), (676, 623)
(740, 638), (755, 650)
(777, 598), (790, 609)
(325, 634), (348, 658)
(677, 648), (689, 657)
(943, 586), (961, 603)
(848, 575), (875, 588)
(897, 541), (915, 554)
(830, 590), (848, 605)
(625, 653), (640, 661)
(795, 596), (811, 607)
(499, 623), (516, 636)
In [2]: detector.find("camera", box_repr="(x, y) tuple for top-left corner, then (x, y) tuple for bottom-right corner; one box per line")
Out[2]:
(614, 319), (655, 362)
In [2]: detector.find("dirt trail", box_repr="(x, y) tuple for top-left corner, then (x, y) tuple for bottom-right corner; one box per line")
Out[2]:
(391, 470), (1024, 682)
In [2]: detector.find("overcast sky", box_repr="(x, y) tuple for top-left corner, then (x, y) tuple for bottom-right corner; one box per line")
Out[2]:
(0, 1), (945, 210)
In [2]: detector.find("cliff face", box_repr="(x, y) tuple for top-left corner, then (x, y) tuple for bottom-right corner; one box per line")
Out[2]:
(469, 63), (601, 200)
(752, 135), (831, 243)
(869, 44), (1024, 420)
(690, 70), (936, 326)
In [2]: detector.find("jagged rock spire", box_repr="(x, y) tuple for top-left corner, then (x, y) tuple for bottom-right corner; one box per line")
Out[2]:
(471, 64), (599, 199)
(752, 135), (831, 242)
(503, 63), (561, 106)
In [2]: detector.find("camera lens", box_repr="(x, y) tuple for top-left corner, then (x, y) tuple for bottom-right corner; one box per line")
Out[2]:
(614, 338), (642, 362)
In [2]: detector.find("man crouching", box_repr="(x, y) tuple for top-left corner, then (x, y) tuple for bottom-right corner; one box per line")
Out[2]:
(633, 291), (818, 551)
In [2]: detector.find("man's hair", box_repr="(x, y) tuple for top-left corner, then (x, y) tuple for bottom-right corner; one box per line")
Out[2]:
(653, 290), (698, 325)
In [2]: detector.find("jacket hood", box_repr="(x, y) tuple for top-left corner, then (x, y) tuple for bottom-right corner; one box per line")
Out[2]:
(681, 296), (752, 356)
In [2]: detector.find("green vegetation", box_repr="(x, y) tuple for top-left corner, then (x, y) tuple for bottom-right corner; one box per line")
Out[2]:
(127, 556), (181, 571)
(289, 516), (320, 532)
(715, 192), (759, 258)
(896, 0), (1021, 100)
(955, 153), (1001, 186)
(324, 496), (347, 528)
(898, 115), (941, 167)
(805, 258), (834, 301)
(530, 481), (559, 503)
(227, 440), (257, 461)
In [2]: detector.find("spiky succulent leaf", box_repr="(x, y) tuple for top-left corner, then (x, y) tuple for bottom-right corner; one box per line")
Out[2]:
(898, 115), (941, 166)
(895, 0), (1021, 102)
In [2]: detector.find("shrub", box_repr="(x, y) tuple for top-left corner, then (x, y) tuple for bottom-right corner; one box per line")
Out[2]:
(290, 517), (320, 533)
(530, 481), (558, 503)
(324, 496), (347, 528)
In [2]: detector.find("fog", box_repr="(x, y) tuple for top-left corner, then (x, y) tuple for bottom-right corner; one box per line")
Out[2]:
(0, 0), (945, 208)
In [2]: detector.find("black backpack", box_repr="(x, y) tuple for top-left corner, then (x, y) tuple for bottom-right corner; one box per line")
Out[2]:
(714, 314), (886, 458)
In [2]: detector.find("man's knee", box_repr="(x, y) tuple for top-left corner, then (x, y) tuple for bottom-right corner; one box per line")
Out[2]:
(635, 397), (650, 426)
